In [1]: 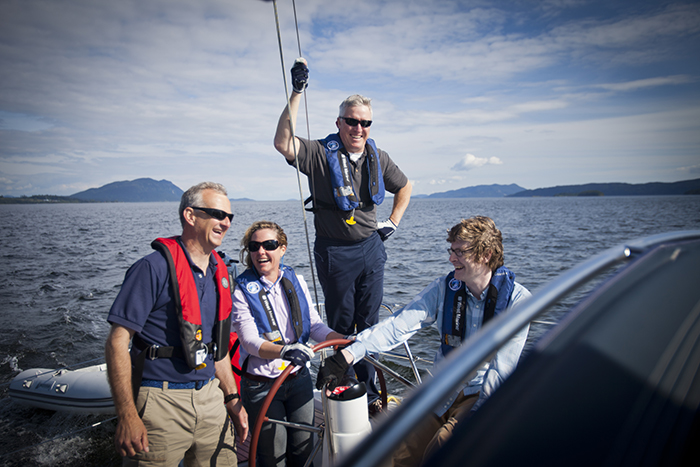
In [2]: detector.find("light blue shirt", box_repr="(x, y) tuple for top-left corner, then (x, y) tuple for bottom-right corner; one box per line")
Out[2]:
(347, 273), (531, 415)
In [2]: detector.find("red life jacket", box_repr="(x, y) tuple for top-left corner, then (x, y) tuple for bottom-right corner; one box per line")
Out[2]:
(229, 331), (242, 391)
(151, 237), (232, 369)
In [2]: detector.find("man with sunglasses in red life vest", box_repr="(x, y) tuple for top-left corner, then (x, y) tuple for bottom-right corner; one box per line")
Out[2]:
(274, 58), (413, 415)
(105, 182), (248, 466)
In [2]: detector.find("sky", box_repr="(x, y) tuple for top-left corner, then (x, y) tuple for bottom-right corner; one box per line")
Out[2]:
(1, 0), (699, 200)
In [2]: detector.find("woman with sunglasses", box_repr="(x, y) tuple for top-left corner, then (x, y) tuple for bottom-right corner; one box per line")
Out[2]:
(232, 220), (345, 467)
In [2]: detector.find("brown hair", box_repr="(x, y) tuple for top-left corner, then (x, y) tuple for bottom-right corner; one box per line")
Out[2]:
(239, 220), (288, 269)
(446, 216), (504, 271)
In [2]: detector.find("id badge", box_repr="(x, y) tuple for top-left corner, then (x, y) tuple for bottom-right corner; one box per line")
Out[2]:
(264, 331), (283, 343)
(195, 348), (207, 366)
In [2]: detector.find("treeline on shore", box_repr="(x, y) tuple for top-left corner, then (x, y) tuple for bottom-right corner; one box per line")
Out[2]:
(0, 195), (87, 204)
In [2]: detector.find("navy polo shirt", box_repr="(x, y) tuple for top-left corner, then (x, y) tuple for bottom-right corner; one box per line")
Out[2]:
(108, 241), (219, 382)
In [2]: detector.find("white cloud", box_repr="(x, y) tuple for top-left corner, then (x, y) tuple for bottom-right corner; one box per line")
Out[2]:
(594, 75), (695, 92)
(0, 0), (698, 198)
(451, 154), (503, 172)
(682, 164), (700, 174)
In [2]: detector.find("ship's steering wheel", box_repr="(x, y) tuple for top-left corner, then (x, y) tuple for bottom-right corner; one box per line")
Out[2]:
(248, 338), (387, 467)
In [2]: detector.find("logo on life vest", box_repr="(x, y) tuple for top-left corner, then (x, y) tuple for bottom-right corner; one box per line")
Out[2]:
(195, 329), (203, 341)
(247, 282), (261, 294)
(449, 278), (462, 292)
(221, 277), (229, 289)
(327, 140), (340, 151)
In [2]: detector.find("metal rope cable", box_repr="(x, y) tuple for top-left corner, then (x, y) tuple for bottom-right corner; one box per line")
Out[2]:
(270, 0), (322, 317)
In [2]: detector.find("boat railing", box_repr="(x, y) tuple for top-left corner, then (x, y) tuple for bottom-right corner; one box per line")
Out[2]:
(315, 302), (431, 389)
(376, 303), (431, 386)
(336, 230), (700, 467)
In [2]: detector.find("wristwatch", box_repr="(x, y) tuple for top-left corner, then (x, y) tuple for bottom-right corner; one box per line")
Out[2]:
(224, 393), (240, 404)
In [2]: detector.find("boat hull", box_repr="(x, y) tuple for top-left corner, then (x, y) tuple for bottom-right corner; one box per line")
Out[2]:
(9, 363), (115, 414)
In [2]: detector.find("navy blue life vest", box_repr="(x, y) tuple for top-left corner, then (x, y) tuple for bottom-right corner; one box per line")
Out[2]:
(235, 265), (311, 345)
(321, 133), (385, 211)
(440, 266), (515, 357)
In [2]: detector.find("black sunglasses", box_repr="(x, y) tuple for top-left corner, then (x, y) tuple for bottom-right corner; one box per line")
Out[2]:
(340, 117), (372, 128)
(191, 206), (234, 222)
(248, 239), (280, 252)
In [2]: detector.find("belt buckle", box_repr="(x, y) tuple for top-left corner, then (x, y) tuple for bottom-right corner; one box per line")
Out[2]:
(195, 376), (212, 390)
(147, 345), (160, 360)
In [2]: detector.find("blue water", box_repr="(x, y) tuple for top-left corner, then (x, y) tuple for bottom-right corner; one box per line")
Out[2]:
(0, 196), (699, 465)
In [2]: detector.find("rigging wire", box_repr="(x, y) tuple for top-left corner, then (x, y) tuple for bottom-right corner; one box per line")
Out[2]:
(290, 0), (317, 225)
(291, 1), (314, 157)
(270, 0), (322, 316)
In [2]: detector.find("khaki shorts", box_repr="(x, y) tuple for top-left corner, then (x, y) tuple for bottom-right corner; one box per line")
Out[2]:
(393, 391), (479, 467)
(124, 378), (237, 467)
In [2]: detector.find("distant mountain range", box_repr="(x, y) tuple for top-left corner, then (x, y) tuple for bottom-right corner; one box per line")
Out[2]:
(417, 179), (700, 198)
(508, 178), (700, 197)
(415, 183), (526, 198)
(67, 178), (253, 202)
(2, 177), (699, 204)
(70, 178), (183, 202)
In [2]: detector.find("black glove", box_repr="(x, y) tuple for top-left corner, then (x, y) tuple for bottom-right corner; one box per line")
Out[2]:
(376, 218), (397, 241)
(315, 352), (350, 391)
(291, 58), (309, 93)
(281, 342), (314, 367)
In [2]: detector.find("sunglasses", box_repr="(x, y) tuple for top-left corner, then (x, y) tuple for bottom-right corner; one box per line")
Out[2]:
(192, 206), (234, 222)
(340, 117), (372, 128)
(248, 239), (280, 252)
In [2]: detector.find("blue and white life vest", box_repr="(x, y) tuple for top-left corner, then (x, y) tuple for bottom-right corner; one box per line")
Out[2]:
(322, 133), (385, 211)
(440, 266), (515, 357)
(235, 265), (311, 345)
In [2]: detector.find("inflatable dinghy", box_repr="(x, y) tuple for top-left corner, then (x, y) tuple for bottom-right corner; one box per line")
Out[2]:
(9, 363), (114, 414)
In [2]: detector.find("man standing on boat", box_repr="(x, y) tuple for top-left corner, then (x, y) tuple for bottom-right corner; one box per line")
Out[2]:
(105, 182), (248, 466)
(273, 59), (413, 414)
(316, 216), (531, 467)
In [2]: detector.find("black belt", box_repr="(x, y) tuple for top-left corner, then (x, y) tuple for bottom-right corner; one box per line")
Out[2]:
(243, 370), (301, 383)
(130, 338), (216, 400)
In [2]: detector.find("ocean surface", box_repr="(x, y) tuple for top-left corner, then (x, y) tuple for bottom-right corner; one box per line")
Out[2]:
(1, 196), (699, 465)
